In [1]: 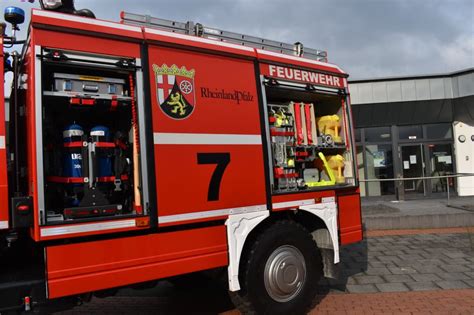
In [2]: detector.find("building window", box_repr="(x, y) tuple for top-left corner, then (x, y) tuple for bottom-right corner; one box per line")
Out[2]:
(399, 125), (422, 140)
(425, 123), (453, 139)
(364, 127), (391, 142)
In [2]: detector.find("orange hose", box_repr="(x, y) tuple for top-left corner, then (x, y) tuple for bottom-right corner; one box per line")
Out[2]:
(129, 73), (142, 214)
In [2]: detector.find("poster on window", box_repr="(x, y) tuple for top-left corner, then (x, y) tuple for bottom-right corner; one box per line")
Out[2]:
(373, 151), (386, 168)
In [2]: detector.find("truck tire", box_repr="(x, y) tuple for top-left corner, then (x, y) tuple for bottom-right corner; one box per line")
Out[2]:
(230, 220), (322, 315)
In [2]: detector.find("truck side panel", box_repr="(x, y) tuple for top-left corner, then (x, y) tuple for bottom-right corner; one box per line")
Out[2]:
(0, 35), (7, 230)
(147, 45), (267, 226)
(45, 225), (227, 298)
(337, 192), (363, 244)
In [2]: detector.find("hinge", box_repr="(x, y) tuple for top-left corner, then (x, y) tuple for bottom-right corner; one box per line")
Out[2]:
(116, 58), (137, 69)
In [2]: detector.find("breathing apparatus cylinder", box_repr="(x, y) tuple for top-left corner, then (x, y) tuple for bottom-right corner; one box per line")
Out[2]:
(62, 124), (84, 178)
(90, 125), (113, 177)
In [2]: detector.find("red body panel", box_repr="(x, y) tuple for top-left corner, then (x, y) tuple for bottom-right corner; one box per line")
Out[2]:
(337, 192), (363, 245)
(0, 36), (8, 229)
(272, 190), (336, 211)
(31, 9), (143, 41)
(46, 225), (227, 298)
(154, 145), (266, 223)
(33, 28), (141, 58)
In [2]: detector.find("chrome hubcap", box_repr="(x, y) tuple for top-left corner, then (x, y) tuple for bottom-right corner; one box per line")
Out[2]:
(264, 245), (306, 302)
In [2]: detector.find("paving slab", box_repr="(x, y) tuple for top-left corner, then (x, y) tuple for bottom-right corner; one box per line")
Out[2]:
(382, 274), (414, 283)
(375, 282), (410, 292)
(444, 251), (470, 259)
(439, 264), (471, 273)
(345, 284), (378, 293)
(464, 271), (474, 278)
(410, 273), (443, 282)
(436, 280), (471, 289)
(405, 281), (441, 291)
(364, 267), (392, 276)
(388, 266), (418, 274)
(438, 272), (472, 281)
(353, 275), (385, 284)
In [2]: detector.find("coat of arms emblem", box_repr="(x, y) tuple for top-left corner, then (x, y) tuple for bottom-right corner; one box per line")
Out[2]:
(153, 64), (196, 119)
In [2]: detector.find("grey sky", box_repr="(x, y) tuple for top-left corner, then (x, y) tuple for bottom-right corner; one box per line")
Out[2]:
(1, 0), (473, 80)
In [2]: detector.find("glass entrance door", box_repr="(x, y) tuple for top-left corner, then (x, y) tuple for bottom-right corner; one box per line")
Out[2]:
(400, 144), (426, 194)
(428, 143), (455, 193)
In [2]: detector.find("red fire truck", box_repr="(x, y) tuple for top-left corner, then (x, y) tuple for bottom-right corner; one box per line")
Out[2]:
(0, 1), (362, 314)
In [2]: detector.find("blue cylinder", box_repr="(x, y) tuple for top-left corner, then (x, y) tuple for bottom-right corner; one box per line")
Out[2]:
(91, 126), (113, 177)
(62, 124), (83, 178)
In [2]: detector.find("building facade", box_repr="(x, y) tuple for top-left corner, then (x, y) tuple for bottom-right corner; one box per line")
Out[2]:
(349, 68), (474, 198)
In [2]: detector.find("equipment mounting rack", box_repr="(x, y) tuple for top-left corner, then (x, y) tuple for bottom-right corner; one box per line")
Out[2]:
(121, 11), (328, 62)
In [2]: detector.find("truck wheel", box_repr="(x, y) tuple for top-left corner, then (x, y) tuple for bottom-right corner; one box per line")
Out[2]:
(230, 220), (322, 315)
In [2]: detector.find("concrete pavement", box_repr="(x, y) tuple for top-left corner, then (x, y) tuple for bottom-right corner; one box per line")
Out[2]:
(362, 196), (474, 230)
(334, 231), (474, 294)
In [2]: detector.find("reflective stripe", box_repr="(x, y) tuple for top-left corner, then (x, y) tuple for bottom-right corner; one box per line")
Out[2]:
(257, 49), (345, 73)
(322, 196), (336, 203)
(0, 136), (5, 149)
(145, 28), (254, 52)
(33, 10), (141, 33)
(273, 199), (315, 209)
(0, 221), (8, 229)
(159, 204), (267, 224)
(40, 219), (136, 237)
(154, 133), (262, 145)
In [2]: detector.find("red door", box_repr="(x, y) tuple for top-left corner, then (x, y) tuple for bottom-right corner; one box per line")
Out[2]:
(147, 45), (267, 226)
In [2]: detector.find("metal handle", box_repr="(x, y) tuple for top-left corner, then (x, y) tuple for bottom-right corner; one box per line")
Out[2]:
(82, 84), (99, 92)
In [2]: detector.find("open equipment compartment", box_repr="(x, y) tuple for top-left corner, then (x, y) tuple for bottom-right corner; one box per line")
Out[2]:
(264, 79), (355, 193)
(39, 48), (143, 225)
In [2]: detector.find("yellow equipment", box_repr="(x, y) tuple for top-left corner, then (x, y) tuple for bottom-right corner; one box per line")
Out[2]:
(317, 115), (342, 143)
(273, 109), (289, 128)
(326, 154), (345, 184)
(306, 152), (336, 187)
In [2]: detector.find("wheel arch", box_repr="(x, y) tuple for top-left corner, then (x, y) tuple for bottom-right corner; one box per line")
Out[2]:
(226, 202), (340, 291)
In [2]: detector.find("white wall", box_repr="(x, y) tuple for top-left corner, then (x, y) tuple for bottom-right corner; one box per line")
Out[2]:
(453, 121), (474, 196)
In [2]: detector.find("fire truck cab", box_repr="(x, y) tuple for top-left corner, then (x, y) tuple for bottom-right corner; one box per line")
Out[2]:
(0, 3), (362, 314)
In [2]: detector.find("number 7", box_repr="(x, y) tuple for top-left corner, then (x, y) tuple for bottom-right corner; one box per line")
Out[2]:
(197, 153), (231, 201)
